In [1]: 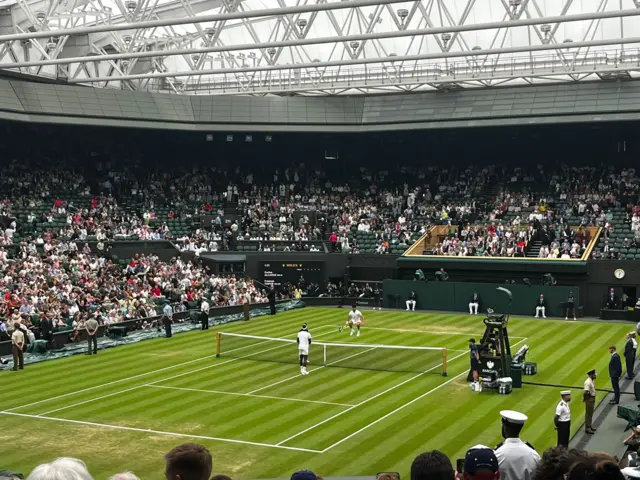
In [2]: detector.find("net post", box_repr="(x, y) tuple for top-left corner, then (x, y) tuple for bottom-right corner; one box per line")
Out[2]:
(216, 332), (221, 358)
(323, 344), (327, 366)
(442, 348), (447, 377)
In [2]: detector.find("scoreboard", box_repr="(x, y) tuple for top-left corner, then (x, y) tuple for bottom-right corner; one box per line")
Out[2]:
(260, 261), (324, 289)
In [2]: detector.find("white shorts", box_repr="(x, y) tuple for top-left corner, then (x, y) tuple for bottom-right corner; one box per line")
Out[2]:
(352, 320), (362, 326)
(299, 349), (309, 356)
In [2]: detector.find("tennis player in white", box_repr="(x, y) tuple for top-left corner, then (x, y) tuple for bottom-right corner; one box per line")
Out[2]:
(296, 323), (312, 375)
(342, 305), (364, 337)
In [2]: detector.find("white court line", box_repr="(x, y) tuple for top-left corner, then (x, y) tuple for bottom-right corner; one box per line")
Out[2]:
(365, 327), (526, 339)
(7, 324), (336, 413)
(146, 385), (355, 407)
(321, 370), (468, 452)
(0, 411), (322, 454)
(247, 347), (377, 395)
(38, 328), (339, 416)
(275, 348), (470, 447)
(319, 337), (529, 452)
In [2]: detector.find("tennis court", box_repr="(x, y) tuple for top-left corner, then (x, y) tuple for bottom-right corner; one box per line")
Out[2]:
(1, 307), (632, 479)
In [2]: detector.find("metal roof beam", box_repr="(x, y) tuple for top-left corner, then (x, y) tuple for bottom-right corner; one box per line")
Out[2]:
(0, 0), (411, 42)
(65, 34), (640, 83)
(4, 7), (640, 69)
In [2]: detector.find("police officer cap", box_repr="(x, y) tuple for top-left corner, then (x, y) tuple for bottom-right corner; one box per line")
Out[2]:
(561, 390), (571, 396)
(588, 369), (596, 376)
(500, 410), (528, 424)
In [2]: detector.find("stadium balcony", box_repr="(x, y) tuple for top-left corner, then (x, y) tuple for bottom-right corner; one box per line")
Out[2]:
(404, 224), (602, 262)
(591, 208), (640, 260)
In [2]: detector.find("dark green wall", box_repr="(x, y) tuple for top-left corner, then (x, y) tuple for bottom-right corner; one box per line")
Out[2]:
(383, 280), (579, 317)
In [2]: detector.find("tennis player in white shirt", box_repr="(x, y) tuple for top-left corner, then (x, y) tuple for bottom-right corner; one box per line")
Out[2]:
(297, 323), (312, 375)
(341, 305), (364, 337)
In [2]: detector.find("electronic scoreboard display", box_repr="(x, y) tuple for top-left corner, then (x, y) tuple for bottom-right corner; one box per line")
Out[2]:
(260, 261), (324, 289)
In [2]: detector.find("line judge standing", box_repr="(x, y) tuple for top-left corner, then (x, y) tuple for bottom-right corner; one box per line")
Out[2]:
(162, 302), (174, 338)
(554, 390), (572, 447)
(85, 315), (99, 355)
(495, 410), (540, 480)
(469, 292), (480, 315)
(584, 369), (597, 435)
(200, 297), (210, 331)
(11, 323), (25, 371)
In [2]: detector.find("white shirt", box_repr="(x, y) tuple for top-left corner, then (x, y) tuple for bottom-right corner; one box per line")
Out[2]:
(201, 301), (210, 314)
(496, 438), (540, 480)
(348, 309), (363, 323)
(297, 330), (312, 352)
(555, 401), (571, 422)
(633, 337), (638, 349)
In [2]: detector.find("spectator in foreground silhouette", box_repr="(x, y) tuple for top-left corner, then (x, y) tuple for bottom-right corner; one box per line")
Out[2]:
(164, 443), (212, 480)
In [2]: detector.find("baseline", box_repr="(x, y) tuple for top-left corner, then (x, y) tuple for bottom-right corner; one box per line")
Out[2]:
(0, 411), (322, 453)
(365, 327), (526, 339)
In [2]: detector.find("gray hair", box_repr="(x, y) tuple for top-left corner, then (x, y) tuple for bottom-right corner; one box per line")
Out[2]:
(27, 458), (93, 480)
(108, 473), (139, 480)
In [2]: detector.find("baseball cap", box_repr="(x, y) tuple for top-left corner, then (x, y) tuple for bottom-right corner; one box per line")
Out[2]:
(290, 470), (317, 480)
(464, 445), (499, 474)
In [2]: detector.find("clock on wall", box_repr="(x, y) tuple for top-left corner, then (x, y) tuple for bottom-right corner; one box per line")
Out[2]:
(614, 269), (626, 280)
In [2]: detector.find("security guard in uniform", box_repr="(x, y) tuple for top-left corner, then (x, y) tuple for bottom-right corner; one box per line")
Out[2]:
(495, 410), (540, 480)
(584, 369), (597, 434)
(554, 390), (572, 447)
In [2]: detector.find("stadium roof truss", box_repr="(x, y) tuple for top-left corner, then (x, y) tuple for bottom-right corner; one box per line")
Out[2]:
(0, 0), (639, 95)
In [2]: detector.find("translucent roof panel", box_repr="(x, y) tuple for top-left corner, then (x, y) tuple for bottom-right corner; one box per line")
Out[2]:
(0, 0), (638, 94)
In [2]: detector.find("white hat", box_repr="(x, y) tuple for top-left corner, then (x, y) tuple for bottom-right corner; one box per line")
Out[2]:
(500, 410), (528, 424)
(561, 390), (571, 396)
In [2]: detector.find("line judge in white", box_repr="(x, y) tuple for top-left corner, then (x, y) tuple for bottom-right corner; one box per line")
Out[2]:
(297, 323), (312, 375)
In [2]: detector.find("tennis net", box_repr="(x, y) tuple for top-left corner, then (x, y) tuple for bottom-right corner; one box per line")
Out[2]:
(216, 332), (448, 376)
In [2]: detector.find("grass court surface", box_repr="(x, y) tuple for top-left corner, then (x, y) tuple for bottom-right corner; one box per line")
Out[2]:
(1, 307), (632, 479)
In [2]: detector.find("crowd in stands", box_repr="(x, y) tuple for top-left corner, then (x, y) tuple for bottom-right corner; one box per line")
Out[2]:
(437, 165), (640, 259)
(1, 159), (640, 259)
(1, 160), (640, 344)
(0, 244), (267, 343)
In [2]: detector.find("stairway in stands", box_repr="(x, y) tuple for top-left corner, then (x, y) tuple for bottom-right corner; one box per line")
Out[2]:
(482, 181), (502, 202)
(527, 240), (542, 258)
(224, 201), (239, 216)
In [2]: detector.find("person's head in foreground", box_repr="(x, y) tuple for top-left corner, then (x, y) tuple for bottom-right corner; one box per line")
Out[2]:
(566, 454), (624, 480)
(27, 458), (93, 480)
(500, 410), (527, 439)
(411, 450), (457, 480)
(533, 447), (588, 480)
(165, 443), (212, 480)
(463, 445), (499, 480)
(290, 470), (317, 480)
(108, 474), (139, 480)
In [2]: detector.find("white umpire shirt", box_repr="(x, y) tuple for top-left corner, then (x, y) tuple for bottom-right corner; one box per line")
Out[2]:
(555, 401), (571, 422)
(201, 301), (210, 314)
(495, 438), (540, 480)
(297, 330), (312, 354)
